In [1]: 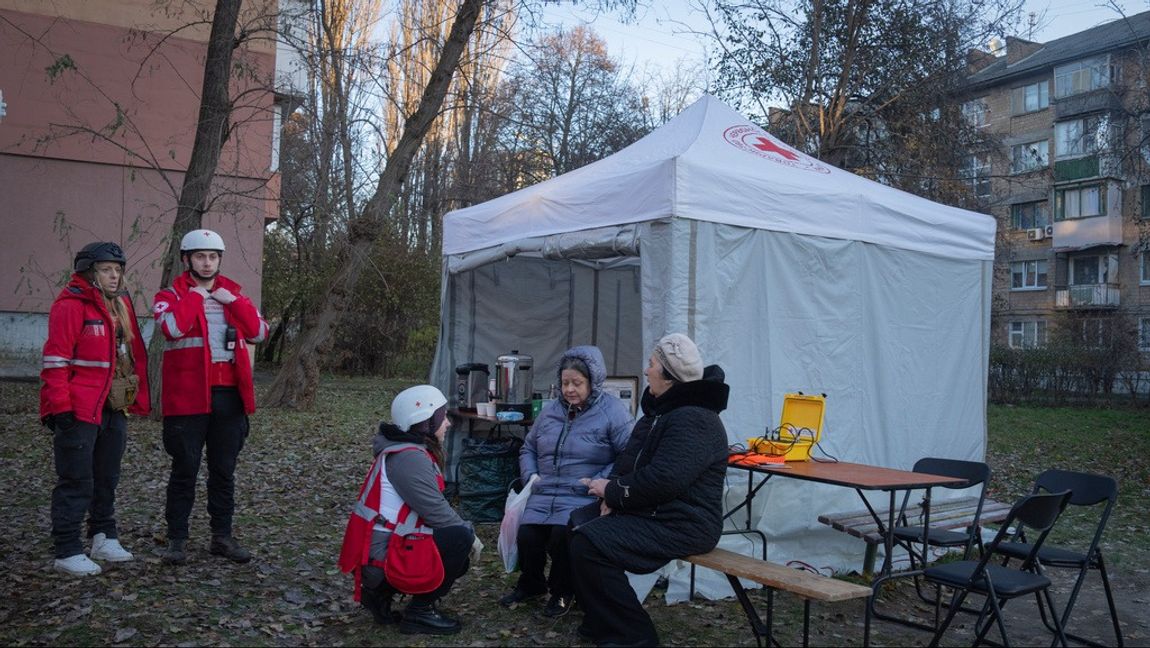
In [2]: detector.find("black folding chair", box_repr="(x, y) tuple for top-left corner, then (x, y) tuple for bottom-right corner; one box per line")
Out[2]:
(887, 457), (992, 606)
(923, 489), (1072, 648)
(995, 470), (1122, 647)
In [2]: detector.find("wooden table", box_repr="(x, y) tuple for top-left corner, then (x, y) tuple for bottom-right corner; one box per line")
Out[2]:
(448, 407), (534, 430)
(725, 460), (967, 644)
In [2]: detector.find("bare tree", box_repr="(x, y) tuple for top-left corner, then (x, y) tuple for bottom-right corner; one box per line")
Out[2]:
(636, 57), (707, 129)
(260, 0), (389, 364)
(264, 0), (515, 377)
(146, 0), (255, 411)
(702, 0), (1022, 197)
(492, 25), (648, 186)
(265, 0), (485, 408)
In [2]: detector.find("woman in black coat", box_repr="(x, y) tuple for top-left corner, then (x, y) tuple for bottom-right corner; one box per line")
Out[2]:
(573, 333), (729, 646)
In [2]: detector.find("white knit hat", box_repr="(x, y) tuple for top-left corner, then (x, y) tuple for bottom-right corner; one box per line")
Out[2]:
(653, 333), (703, 382)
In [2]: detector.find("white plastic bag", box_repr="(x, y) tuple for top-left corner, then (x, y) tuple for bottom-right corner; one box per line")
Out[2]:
(498, 474), (539, 573)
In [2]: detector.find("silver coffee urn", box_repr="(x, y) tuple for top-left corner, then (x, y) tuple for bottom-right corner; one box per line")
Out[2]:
(493, 350), (533, 417)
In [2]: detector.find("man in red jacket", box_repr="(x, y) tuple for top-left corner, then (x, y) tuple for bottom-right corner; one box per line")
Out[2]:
(153, 229), (268, 565)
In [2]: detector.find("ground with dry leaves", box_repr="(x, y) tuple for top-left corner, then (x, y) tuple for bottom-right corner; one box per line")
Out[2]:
(1, 375), (1147, 646)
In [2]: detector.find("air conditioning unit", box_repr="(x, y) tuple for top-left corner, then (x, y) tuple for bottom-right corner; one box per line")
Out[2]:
(1045, 225), (1054, 236)
(1027, 227), (1046, 241)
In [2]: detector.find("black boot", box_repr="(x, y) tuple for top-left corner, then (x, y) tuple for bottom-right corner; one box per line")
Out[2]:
(400, 601), (462, 635)
(210, 535), (252, 563)
(163, 539), (187, 565)
(361, 588), (400, 625)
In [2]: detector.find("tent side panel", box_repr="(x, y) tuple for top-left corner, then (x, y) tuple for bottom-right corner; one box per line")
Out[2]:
(682, 222), (990, 577)
(433, 256), (645, 398)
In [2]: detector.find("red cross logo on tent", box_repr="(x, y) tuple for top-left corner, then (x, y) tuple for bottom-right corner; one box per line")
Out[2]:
(722, 125), (830, 174)
(753, 137), (799, 161)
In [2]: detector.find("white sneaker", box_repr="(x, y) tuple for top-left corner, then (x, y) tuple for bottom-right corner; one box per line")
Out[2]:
(54, 554), (102, 576)
(90, 533), (133, 562)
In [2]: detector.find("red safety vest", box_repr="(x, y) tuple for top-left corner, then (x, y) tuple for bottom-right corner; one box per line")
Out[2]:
(40, 275), (151, 423)
(338, 445), (444, 600)
(152, 272), (268, 416)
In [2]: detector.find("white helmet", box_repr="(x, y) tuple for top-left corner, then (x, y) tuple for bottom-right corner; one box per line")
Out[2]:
(391, 385), (448, 432)
(180, 229), (226, 252)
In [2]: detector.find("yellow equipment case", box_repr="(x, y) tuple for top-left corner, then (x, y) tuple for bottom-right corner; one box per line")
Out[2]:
(748, 392), (825, 461)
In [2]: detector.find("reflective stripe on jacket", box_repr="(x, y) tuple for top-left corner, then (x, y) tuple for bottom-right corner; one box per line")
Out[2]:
(153, 271), (268, 416)
(39, 274), (151, 423)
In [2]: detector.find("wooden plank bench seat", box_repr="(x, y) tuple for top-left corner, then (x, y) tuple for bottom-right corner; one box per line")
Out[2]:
(686, 548), (873, 647)
(817, 496), (1011, 575)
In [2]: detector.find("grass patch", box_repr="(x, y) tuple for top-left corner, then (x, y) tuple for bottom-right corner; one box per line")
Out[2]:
(986, 404), (1150, 569)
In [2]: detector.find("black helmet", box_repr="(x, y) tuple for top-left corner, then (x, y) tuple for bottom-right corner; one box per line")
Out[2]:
(74, 242), (126, 272)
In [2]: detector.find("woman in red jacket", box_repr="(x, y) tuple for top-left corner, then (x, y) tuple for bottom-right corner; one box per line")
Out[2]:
(40, 242), (150, 577)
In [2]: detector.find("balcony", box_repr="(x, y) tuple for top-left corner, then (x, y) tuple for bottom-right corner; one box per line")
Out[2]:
(1054, 156), (1099, 182)
(1054, 283), (1120, 309)
(1052, 89), (1121, 119)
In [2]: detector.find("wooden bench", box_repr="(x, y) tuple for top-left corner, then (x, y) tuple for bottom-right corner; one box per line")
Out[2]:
(817, 496), (1011, 576)
(686, 547), (873, 647)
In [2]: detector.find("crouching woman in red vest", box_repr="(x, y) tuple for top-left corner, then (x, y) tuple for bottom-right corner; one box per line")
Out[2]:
(339, 385), (481, 635)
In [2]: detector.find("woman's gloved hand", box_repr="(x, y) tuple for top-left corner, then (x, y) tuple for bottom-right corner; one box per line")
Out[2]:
(470, 536), (484, 563)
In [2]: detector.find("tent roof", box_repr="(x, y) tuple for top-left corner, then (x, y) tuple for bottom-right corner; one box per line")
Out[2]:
(443, 95), (995, 261)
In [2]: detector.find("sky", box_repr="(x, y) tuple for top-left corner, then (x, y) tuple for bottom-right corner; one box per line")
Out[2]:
(537, 0), (1143, 81)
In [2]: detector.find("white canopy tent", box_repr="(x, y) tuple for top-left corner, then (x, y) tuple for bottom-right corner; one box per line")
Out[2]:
(431, 95), (995, 598)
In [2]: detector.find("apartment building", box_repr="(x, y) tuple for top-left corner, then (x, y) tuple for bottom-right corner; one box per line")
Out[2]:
(962, 12), (1150, 357)
(0, 0), (306, 368)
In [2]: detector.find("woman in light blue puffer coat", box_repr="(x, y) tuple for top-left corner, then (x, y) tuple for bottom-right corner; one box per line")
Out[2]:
(498, 345), (633, 618)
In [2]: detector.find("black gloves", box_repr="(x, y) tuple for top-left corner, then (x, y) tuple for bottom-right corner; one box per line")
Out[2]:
(43, 411), (77, 431)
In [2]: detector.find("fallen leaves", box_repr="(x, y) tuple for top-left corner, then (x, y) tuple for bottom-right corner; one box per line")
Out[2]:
(2, 379), (1148, 646)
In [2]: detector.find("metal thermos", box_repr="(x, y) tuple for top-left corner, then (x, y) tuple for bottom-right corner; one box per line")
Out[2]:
(454, 363), (489, 410)
(494, 350), (534, 409)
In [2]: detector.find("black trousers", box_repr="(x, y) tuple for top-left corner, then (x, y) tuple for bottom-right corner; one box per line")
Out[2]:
(162, 387), (248, 539)
(364, 524), (475, 605)
(515, 523), (573, 597)
(51, 409), (127, 558)
(569, 532), (659, 647)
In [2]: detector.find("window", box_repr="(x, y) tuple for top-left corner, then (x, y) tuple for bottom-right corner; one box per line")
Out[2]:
(962, 154), (991, 198)
(1143, 185), (1150, 220)
(1141, 251), (1150, 284)
(1054, 55), (1112, 98)
(1054, 184), (1103, 220)
(1140, 318), (1150, 351)
(1009, 320), (1047, 349)
(1073, 318), (1107, 348)
(1012, 81), (1050, 113)
(1070, 255), (1113, 285)
(1054, 117), (1101, 159)
(1011, 140), (1049, 173)
(962, 98), (989, 128)
(1011, 201), (1050, 229)
(1010, 259), (1048, 289)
